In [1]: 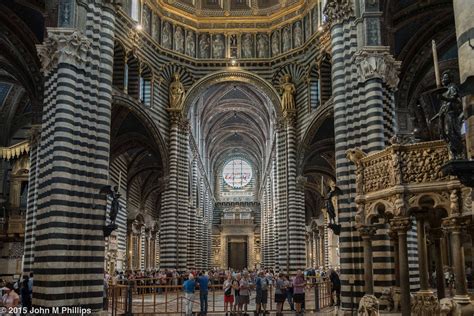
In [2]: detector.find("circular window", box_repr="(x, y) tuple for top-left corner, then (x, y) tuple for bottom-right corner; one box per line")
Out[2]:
(223, 159), (252, 188)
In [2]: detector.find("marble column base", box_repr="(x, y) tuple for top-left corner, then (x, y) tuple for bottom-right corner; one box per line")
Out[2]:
(412, 291), (440, 315)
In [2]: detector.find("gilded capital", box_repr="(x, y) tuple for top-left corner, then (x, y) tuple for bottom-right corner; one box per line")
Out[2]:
(323, 0), (355, 26)
(353, 48), (401, 90)
(36, 28), (91, 75)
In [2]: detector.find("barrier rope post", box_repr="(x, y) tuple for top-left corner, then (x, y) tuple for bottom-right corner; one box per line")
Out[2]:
(314, 281), (320, 311)
(125, 280), (133, 316)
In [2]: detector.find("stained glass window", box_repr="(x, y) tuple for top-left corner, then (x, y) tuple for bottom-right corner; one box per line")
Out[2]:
(223, 159), (252, 188)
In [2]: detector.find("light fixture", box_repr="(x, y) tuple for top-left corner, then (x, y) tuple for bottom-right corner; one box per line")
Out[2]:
(318, 25), (323, 31)
(230, 58), (237, 66)
(135, 24), (143, 31)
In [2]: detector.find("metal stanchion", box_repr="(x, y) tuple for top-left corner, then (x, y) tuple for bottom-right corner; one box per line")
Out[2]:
(314, 282), (320, 311)
(125, 280), (133, 316)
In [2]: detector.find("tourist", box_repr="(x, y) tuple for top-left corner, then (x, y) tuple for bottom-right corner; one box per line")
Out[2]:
(183, 274), (196, 316)
(239, 272), (251, 316)
(283, 274), (294, 311)
(292, 270), (306, 315)
(255, 271), (268, 315)
(329, 268), (341, 307)
(223, 274), (234, 316)
(20, 277), (32, 314)
(197, 271), (210, 315)
(234, 273), (242, 314)
(274, 273), (286, 316)
(1, 283), (20, 311)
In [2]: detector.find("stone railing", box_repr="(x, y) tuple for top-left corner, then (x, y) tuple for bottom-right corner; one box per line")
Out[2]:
(221, 218), (254, 226)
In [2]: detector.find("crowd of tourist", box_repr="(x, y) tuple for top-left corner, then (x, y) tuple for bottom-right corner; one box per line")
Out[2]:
(0, 273), (33, 315)
(105, 267), (341, 316)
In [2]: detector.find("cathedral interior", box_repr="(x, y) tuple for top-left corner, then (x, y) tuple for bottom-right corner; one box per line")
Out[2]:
(0, 0), (473, 314)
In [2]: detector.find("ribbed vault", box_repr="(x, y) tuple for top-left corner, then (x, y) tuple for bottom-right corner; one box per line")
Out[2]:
(188, 79), (278, 192)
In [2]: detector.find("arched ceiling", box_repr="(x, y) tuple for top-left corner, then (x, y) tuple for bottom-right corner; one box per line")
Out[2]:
(111, 104), (165, 218)
(190, 82), (276, 187)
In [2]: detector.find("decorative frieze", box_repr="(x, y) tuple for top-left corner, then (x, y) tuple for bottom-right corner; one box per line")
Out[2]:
(353, 48), (401, 90)
(36, 28), (91, 75)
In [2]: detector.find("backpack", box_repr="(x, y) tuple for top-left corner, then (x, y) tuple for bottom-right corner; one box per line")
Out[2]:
(261, 278), (268, 291)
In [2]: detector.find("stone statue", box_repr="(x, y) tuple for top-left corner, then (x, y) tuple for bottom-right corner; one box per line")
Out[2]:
(199, 34), (210, 58)
(305, 15), (311, 41)
(440, 298), (474, 316)
(257, 34), (268, 58)
(271, 31), (280, 56)
(282, 27), (291, 52)
(325, 181), (342, 224)
(431, 71), (465, 159)
(142, 5), (151, 33)
(378, 288), (394, 312)
(174, 26), (184, 53)
(358, 295), (380, 316)
(185, 32), (195, 57)
(242, 34), (253, 58)
(279, 74), (296, 112)
(294, 21), (303, 47)
(230, 34), (237, 47)
(152, 16), (160, 42)
(162, 22), (172, 49)
(100, 185), (121, 237)
(212, 34), (225, 58)
(169, 72), (185, 111)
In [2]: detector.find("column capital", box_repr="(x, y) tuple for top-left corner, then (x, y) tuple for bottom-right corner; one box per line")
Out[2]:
(323, 0), (355, 26)
(442, 215), (471, 233)
(36, 28), (91, 75)
(358, 225), (377, 238)
(389, 216), (411, 233)
(353, 47), (401, 90)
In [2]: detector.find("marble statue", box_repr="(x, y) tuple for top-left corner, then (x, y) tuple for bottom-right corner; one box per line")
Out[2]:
(212, 34), (225, 58)
(100, 185), (121, 237)
(174, 26), (184, 53)
(271, 31), (280, 56)
(279, 74), (296, 112)
(312, 7), (318, 33)
(142, 5), (151, 33)
(431, 71), (465, 159)
(282, 27), (291, 52)
(199, 34), (210, 58)
(294, 21), (303, 47)
(169, 72), (185, 111)
(242, 34), (253, 58)
(305, 15), (311, 41)
(152, 15), (160, 42)
(162, 22), (172, 49)
(185, 32), (195, 57)
(358, 295), (380, 316)
(257, 34), (268, 58)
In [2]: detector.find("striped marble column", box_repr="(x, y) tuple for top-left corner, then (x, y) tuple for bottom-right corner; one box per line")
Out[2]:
(187, 158), (198, 270)
(159, 113), (180, 269)
(177, 119), (189, 270)
(31, 1), (115, 310)
(23, 125), (41, 273)
(275, 120), (287, 272)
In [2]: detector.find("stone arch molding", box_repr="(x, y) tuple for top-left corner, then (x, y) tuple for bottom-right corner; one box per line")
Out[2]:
(182, 70), (282, 117)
